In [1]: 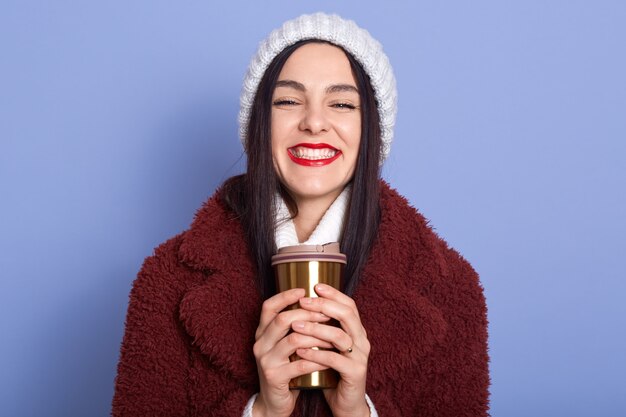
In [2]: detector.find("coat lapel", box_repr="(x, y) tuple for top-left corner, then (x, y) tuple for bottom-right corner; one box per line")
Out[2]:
(177, 192), (262, 387)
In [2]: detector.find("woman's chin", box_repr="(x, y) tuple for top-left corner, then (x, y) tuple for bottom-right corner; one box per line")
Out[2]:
(283, 181), (346, 205)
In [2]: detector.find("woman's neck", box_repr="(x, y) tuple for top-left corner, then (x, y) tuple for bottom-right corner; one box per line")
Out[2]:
(292, 191), (341, 243)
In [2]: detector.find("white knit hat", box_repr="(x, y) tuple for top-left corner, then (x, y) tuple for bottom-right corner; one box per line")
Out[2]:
(238, 12), (398, 162)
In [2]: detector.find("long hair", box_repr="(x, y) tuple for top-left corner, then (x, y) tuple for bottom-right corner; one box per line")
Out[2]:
(223, 39), (381, 297)
(221, 40), (381, 413)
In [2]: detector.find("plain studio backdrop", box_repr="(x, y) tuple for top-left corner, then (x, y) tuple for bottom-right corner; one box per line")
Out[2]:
(1, 1), (624, 416)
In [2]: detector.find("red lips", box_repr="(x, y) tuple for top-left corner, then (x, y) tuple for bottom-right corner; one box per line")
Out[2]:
(287, 143), (342, 167)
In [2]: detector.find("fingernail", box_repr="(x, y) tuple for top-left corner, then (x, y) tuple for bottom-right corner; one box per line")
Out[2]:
(293, 321), (305, 329)
(316, 284), (327, 292)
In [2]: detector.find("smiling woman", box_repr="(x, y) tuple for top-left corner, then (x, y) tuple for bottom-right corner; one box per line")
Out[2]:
(112, 12), (490, 417)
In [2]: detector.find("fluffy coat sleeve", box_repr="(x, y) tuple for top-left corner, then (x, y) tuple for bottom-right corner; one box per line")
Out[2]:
(111, 236), (191, 416)
(418, 247), (491, 416)
(351, 184), (490, 416)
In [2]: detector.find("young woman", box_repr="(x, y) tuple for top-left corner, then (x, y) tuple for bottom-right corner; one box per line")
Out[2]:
(112, 13), (490, 417)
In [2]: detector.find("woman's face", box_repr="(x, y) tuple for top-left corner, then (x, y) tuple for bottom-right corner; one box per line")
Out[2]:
(271, 42), (361, 207)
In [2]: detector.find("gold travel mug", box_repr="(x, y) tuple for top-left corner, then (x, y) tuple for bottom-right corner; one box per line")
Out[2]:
(271, 242), (347, 389)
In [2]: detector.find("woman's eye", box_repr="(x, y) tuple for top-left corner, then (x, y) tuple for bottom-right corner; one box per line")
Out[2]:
(273, 99), (298, 106)
(332, 102), (357, 110)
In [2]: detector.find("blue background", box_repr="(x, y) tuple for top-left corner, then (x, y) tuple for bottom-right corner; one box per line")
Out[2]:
(1, 1), (625, 416)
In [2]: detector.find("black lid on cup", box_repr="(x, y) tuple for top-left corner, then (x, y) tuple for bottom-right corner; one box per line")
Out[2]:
(271, 242), (347, 265)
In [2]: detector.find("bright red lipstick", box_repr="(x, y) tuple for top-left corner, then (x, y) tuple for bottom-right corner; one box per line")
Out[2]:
(287, 143), (342, 167)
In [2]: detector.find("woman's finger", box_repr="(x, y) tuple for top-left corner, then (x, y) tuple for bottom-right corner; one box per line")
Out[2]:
(314, 283), (360, 317)
(275, 359), (330, 382)
(290, 320), (353, 353)
(273, 333), (333, 362)
(298, 296), (365, 342)
(255, 308), (331, 355)
(295, 347), (367, 379)
(256, 288), (305, 338)
(257, 332), (333, 370)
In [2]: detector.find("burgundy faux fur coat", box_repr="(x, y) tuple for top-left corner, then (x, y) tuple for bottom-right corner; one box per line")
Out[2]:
(112, 181), (490, 416)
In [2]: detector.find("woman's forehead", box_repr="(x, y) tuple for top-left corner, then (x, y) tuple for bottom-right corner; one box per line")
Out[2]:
(276, 43), (358, 91)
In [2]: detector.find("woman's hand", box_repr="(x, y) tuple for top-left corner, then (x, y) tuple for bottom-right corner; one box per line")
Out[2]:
(252, 288), (333, 417)
(293, 283), (372, 417)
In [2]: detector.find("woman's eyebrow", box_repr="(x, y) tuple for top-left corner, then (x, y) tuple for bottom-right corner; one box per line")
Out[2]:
(275, 80), (305, 91)
(325, 84), (359, 94)
(275, 79), (358, 94)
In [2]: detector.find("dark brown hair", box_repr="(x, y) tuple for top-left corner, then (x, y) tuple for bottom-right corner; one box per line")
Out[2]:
(222, 39), (381, 298)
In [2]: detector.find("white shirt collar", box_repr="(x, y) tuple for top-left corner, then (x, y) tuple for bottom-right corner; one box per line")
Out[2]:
(274, 185), (351, 249)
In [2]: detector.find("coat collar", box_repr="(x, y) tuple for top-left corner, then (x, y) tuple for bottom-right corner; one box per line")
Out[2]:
(177, 189), (254, 278)
(177, 190), (261, 386)
(176, 181), (451, 389)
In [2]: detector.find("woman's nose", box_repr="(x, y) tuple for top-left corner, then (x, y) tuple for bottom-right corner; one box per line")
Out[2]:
(298, 104), (329, 135)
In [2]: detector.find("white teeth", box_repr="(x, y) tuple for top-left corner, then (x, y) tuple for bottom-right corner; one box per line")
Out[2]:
(290, 147), (338, 160)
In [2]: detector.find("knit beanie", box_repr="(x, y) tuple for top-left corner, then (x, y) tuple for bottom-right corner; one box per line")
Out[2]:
(238, 12), (398, 162)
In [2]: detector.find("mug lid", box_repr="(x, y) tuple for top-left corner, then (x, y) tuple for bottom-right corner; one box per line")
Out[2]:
(271, 242), (347, 265)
